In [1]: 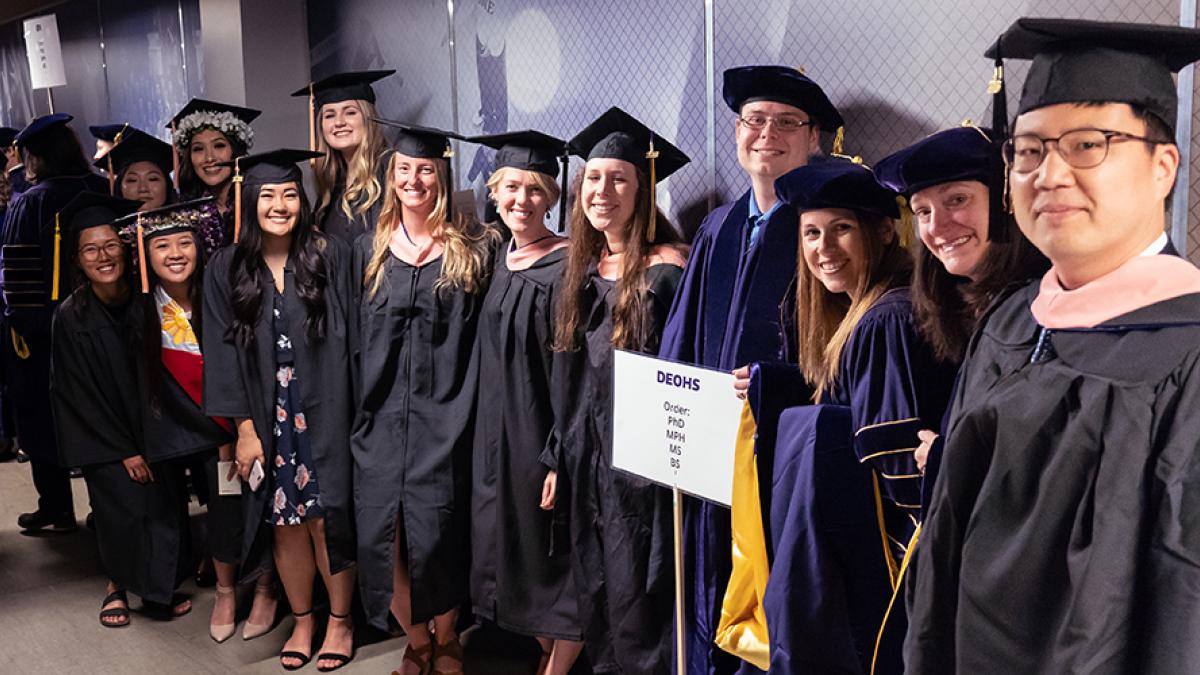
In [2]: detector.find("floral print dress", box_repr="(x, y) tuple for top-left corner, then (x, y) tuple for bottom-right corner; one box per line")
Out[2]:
(269, 289), (322, 526)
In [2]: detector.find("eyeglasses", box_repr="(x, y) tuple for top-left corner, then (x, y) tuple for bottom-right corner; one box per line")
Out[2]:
(738, 114), (813, 133)
(1003, 128), (1170, 174)
(79, 241), (123, 262)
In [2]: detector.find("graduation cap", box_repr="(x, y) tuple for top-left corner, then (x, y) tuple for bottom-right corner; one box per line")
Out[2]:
(875, 125), (995, 196)
(112, 197), (214, 292)
(94, 129), (175, 178)
(89, 123), (130, 143)
(723, 65), (845, 152)
(167, 98), (262, 131)
(373, 118), (467, 222)
(775, 158), (900, 221)
(983, 19), (1200, 240)
(470, 130), (570, 231)
(568, 107), (690, 241)
(292, 70), (396, 160)
(15, 113), (73, 153)
(215, 149), (324, 243)
(49, 191), (141, 299)
(292, 69), (396, 107)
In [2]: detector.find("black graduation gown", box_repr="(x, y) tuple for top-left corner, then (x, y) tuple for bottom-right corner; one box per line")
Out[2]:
(50, 287), (188, 604)
(906, 281), (1200, 674)
(131, 292), (240, 562)
(1, 172), (110, 462)
(550, 262), (684, 675)
(351, 234), (495, 629)
(317, 156), (389, 242)
(658, 191), (799, 675)
(132, 294), (233, 464)
(470, 245), (580, 639)
(201, 236), (357, 582)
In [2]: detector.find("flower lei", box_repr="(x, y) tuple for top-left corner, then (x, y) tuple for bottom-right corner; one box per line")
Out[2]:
(173, 110), (254, 150)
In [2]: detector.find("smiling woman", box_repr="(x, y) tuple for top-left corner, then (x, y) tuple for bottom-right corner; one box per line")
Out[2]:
(169, 99), (261, 248)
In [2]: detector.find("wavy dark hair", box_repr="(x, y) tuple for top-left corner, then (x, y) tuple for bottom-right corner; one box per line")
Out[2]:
(176, 132), (249, 210)
(553, 165), (683, 352)
(226, 181), (329, 347)
(24, 125), (93, 183)
(911, 195), (1049, 363)
(128, 230), (207, 413)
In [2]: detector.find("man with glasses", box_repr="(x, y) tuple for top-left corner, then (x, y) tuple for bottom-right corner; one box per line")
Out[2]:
(659, 65), (842, 674)
(907, 19), (1200, 673)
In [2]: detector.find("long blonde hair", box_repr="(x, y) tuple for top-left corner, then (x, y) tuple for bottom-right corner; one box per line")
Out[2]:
(796, 210), (912, 400)
(314, 99), (387, 223)
(363, 153), (498, 296)
(553, 166), (684, 351)
(484, 167), (562, 226)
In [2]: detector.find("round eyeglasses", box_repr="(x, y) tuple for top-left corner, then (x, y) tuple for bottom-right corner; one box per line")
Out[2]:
(738, 114), (813, 133)
(79, 241), (123, 262)
(1003, 128), (1170, 174)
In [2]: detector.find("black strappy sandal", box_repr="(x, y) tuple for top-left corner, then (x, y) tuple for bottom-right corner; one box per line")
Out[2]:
(99, 589), (130, 628)
(280, 609), (314, 671)
(316, 610), (356, 672)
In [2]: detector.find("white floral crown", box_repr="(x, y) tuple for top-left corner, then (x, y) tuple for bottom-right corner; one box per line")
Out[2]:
(173, 110), (254, 150)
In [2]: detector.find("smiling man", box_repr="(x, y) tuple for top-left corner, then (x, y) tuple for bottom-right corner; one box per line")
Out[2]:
(658, 65), (842, 675)
(907, 19), (1200, 674)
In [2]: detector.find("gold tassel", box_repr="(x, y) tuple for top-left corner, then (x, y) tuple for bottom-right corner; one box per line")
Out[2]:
(870, 525), (922, 675)
(233, 158), (243, 243)
(987, 64), (1004, 95)
(136, 214), (149, 293)
(50, 213), (61, 301)
(645, 138), (660, 243)
(832, 126), (845, 156)
(170, 121), (180, 192)
(871, 473), (900, 589)
(11, 329), (30, 360)
(106, 154), (115, 195)
(895, 195), (914, 248)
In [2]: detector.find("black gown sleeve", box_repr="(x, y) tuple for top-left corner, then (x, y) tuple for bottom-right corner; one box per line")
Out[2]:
(50, 294), (141, 466)
(201, 248), (253, 419)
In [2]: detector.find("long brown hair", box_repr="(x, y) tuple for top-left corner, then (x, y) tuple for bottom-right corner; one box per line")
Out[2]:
(796, 210), (912, 399)
(313, 99), (387, 223)
(363, 153), (497, 296)
(911, 213), (1047, 362)
(553, 165), (684, 351)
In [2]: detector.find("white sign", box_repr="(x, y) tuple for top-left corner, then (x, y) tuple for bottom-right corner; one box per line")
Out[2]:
(612, 350), (742, 506)
(23, 15), (67, 90)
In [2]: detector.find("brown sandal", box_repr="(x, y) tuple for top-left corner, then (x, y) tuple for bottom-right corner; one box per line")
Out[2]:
(392, 641), (433, 675)
(433, 637), (464, 675)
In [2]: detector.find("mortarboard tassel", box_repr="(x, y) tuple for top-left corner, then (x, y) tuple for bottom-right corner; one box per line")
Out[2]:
(105, 125), (124, 196)
(894, 195), (914, 249)
(136, 214), (149, 293)
(171, 121), (181, 192)
(308, 84), (318, 171)
(444, 142), (455, 223)
(646, 138), (659, 243)
(233, 157), (243, 243)
(987, 38), (1011, 243)
(558, 152), (569, 233)
(10, 329), (29, 360)
(832, 126), (845, 156)
(50, 212), (61, 301)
